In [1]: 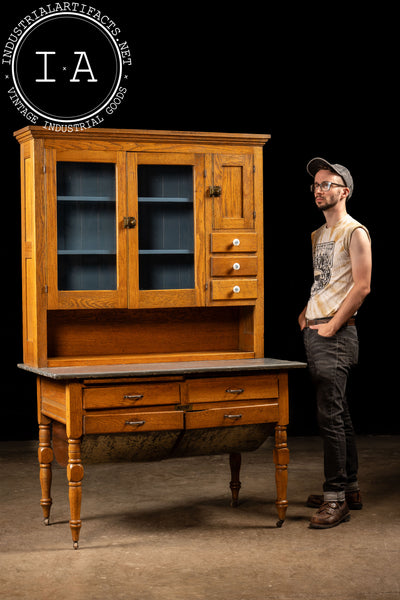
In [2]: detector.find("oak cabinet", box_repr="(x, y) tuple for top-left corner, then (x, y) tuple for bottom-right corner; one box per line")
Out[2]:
(16, 127), (267, 368)
(15, 127), (306, 548)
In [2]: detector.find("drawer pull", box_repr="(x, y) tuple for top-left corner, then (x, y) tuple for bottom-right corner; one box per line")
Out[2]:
(123, 394), (144, 401)
(224, 414), (243, 419)
(226, 388), (244, 394)
(232, 238), (240, 247)
(125, 420), (146, 426)
(233, 285), (241, 294)
(233, 262), (241, 270)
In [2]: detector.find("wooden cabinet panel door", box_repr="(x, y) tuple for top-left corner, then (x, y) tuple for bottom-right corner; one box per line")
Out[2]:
(212, 153), (254, 230)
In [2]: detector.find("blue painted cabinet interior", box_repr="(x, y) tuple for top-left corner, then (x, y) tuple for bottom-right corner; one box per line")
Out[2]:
(56, 162), (194, 292)
(138, 165), (194, 290)
(57, 162), (117, 291)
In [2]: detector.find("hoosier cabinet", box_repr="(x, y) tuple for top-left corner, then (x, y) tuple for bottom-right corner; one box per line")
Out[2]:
(15, 126), (305, 548)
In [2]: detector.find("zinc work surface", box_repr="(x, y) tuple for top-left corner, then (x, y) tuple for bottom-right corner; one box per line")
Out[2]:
(18, 357), (306, 380)
(1, 435), (399, 600)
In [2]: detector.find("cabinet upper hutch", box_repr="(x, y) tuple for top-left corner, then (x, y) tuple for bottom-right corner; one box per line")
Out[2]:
(15, 127), (269, 369)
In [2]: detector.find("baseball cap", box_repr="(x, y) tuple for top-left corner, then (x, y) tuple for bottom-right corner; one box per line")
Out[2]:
(307, 157), (354, 199)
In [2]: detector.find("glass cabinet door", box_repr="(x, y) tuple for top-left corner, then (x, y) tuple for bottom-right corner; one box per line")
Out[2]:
(138, 165), (194, 290)
(47, 150), (204, 310)
(57, 162), (117, 291)
(47, 150), (127, 309)
(130, 153), (205, 308)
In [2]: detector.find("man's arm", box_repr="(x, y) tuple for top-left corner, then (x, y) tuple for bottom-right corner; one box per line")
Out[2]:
(311, 227), (372, 337)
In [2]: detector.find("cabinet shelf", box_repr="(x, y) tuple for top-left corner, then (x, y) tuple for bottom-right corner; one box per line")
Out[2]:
(138, 197), (192, 203)
(58, 250), (116, 255)
(58, 196), (114, 202)
(139, 249), (193, 255)
(47, 351), (256, 367)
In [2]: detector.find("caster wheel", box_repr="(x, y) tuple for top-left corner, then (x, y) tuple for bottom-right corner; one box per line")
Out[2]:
(44, 518), (50, 526)
(73, 541), (79, 550)
(276, 519), (284, 528)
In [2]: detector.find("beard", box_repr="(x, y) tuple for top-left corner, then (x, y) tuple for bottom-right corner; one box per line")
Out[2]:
(315, 195), (340, 212)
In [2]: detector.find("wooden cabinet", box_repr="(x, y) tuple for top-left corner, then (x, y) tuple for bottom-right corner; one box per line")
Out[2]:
(16, 127), (267, 368)
(15, 127), (306, 548)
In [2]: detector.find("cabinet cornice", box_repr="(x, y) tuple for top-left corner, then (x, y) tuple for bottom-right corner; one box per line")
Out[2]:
(14, 126), (270, 147)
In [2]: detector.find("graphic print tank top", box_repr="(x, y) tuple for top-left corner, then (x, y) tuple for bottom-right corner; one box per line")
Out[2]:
(305, 214), (370, 320)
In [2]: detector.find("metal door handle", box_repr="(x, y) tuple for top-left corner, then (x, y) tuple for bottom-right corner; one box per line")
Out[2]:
(208, 186), (222, 197)
(123, 216), (137, 229)
(224, 414), (242, 419)
(125, 420), (146, 426)
(226, 388), (244, 394)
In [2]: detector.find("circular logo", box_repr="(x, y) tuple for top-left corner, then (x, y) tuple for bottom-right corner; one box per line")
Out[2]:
(3, 6), (131, 127)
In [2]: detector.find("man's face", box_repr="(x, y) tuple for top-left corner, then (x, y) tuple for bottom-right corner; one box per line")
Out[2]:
(313, 169), (347, 212)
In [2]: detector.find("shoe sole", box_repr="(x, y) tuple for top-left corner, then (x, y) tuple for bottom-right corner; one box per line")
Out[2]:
(309, 514), (351, 529)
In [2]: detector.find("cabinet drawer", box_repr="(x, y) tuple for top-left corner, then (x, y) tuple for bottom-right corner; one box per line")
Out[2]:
(187, 375), (279, 403)
(185, 402), (279, 429)
(83, 382), (181, 409)
(211, 279), (258, 300)
(211, 256), (258, 277)
(211, 232), (257, 253)
(84, 407), (184, 434)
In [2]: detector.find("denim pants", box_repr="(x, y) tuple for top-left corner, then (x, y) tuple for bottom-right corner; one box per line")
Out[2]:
(303, 325), (360, 501)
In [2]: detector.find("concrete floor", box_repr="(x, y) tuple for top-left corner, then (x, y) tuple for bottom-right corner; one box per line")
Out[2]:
(0, 435), (399, 600)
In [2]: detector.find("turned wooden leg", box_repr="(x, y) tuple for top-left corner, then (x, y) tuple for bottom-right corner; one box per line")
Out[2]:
(273, 425), (289, 527)
(38, 422), (54, 525)
(229, 452), (242, 507)
(67, 438), (84, 549)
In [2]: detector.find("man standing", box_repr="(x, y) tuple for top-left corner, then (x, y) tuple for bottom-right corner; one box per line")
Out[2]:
(298, 157), (372, 529)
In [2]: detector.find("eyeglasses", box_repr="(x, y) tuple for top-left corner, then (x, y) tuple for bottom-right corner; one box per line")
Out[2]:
(310, 181), (347, 193)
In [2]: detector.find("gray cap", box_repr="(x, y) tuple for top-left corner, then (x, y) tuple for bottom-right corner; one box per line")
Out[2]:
(307, 157), (354, 199)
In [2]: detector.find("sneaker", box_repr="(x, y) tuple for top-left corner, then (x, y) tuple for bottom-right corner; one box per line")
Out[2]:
(309, 501), (350, 529)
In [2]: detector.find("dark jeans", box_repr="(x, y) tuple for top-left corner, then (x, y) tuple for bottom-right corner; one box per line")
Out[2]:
(303, 325), (359, 500)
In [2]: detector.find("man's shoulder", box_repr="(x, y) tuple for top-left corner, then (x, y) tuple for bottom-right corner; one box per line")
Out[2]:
(342, 215), (370, 239)
(311, 223), (326, 238)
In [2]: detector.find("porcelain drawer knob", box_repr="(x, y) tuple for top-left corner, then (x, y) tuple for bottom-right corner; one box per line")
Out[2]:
(233, 238), (240, 247)
(233, 285), (240, 294)
(233, 262), (240, 270)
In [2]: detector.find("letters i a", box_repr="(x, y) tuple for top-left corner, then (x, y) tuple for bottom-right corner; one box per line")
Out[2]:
(35, 51), (98, 82)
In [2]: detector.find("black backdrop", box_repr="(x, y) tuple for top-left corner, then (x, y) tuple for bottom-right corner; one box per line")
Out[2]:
(1, 2), (395, 440)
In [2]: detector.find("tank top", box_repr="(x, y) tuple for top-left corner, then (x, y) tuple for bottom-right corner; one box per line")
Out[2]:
(305, 214), (370, 320)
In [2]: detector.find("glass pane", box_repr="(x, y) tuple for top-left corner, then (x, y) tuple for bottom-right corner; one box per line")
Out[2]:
(57, 162), (116, 290)
(138, 165), (194, 290)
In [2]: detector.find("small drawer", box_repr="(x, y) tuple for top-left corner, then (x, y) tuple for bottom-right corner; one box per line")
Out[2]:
(84, 407), (184, 434)
(211, 279), (258, 301)
(211, 232), (257, 253)
(211, 256), (258, 277)
(185, 402), (279, 429)
(83, 382), (181, 410)
(187, 375), (279, 403)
